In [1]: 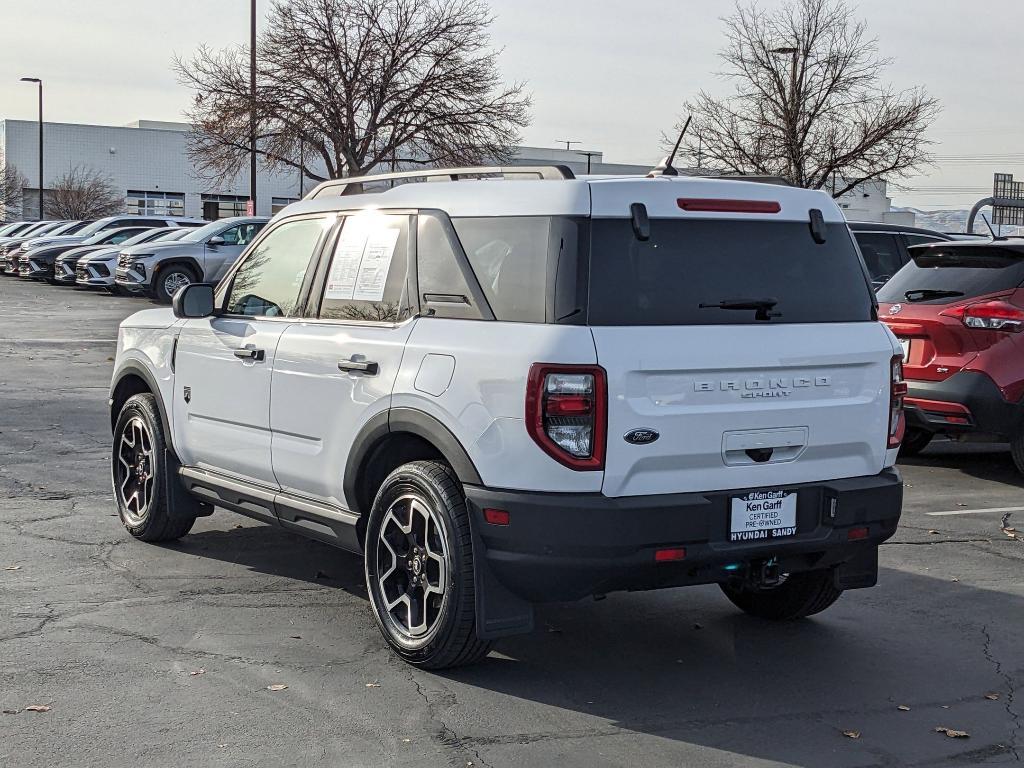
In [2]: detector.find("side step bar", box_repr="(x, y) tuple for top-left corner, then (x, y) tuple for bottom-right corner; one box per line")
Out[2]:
(179, 466), (361, 553)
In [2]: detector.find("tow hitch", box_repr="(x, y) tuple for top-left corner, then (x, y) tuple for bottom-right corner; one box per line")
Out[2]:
(755, 558), (781, 587)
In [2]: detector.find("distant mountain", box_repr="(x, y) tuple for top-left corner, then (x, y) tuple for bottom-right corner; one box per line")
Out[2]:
(893, 207), (1024, 236)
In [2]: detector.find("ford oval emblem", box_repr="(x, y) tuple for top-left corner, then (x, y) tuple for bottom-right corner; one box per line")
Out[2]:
(624, 428), (660, 445)
(889, 303), (903, 315)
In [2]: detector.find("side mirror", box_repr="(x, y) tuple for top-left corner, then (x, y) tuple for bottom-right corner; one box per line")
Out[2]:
(207, 236), (226, 247)
(172, 283), (216, 319)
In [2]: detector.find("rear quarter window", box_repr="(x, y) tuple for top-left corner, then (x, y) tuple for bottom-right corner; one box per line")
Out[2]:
(587, 218), (874, 326)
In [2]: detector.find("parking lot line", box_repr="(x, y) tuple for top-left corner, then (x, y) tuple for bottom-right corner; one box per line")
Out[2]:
(926, 505), (1024, 517)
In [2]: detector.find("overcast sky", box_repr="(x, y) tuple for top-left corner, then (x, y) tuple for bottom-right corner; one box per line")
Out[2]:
(2, 0), (1021, 210)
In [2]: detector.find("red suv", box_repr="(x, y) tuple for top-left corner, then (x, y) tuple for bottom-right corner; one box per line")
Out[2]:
(876, 240), (1024, 469)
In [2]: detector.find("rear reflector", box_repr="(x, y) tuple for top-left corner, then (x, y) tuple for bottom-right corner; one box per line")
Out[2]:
(654, 547), (687, 562)
(677, 198), (782, 214)
(483, 508), (510, 526)
(847, 526), (870, 541)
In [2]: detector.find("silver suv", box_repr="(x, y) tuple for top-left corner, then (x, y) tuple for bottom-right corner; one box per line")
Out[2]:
(115, 216), (269, 302)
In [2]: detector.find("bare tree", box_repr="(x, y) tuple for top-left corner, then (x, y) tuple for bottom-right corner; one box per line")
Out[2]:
(670, 0), (939, 196)
(45, 165), (124, 219)
(176, 0), (531, 183)
(1, 151), (28, 221)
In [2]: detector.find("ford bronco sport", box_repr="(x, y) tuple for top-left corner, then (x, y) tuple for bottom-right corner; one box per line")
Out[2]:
(108, 165), (905, 669)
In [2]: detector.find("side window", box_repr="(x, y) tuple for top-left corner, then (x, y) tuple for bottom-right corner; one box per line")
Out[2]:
(854, 232), (904, 283)
(904, 234), (945, 248)
(219, 223), (264, 247)
(452, 217), (551, 322)
(224, 217), (327, 318)
(108, 230), (139, 244)
(417, 213), (486, 320)
(319, 213), (412, 323)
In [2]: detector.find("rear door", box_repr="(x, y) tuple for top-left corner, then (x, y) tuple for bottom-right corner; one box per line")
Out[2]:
(270, 211), (415, 510)
(585, 204), (894, 498)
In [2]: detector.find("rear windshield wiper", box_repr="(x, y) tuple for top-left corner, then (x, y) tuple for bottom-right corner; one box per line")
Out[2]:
(903, 289), (965, 302)
(699, 297), (780, 321)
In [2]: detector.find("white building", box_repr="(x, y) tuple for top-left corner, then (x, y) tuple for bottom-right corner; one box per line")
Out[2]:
(0, 118), (652, 222)
(1, 118), (304, 221)
(833, 179), (914, 226)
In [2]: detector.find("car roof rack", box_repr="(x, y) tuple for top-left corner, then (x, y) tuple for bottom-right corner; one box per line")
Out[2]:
(305, 165), (576, 199)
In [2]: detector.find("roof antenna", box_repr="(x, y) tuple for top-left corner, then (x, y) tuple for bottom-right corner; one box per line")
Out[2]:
(981, 213), (1005, 241)
(648, 116), (691, 178)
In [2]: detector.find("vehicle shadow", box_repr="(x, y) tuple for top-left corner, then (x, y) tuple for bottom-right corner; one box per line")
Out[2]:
(167, 522), (1020, 767)
(899, 438), (1024, 488)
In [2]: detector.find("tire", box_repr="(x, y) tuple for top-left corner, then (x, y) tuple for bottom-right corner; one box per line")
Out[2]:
(899, 428), (933, 457)
(720, 569), (843, 620)
(1011, 431), (1024, 476)
(364, 460), (491, 669)
(154, 264), (196, 304)
(112, 393), (196, 542)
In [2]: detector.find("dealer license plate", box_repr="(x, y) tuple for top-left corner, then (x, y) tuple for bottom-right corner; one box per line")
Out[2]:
(730, 490), (797, 542)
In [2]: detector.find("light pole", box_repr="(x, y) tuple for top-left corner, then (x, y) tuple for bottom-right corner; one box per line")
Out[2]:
(770, 46), (799, 182)
(20, 77), (43, 220)
(556, 140), (581, 151)
(249, 0), (257, 215)
(577, 151), (600, 174)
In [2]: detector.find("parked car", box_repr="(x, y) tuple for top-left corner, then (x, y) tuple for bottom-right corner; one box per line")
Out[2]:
(109, 166), (905, 669)
(1, 220), (92, 274)
(0, 219), (63, 248)
(18, 226), (155, 282)
(68, 228), (191, 290)
(848, 221), (968, 289)
(20, 214), (205, 255)
(0, 220), (72, 266)
(878, 239), (1024, 467)
(114, 216), (268, 302)
(0, 220), (36, 238)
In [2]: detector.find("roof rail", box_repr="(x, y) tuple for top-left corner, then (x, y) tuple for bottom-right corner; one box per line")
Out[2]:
(304, 165), (576, 200)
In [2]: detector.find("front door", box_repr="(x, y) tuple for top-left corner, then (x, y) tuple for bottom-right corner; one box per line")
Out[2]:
(172, 215), (333, 485)
(202, 222), (266, 282)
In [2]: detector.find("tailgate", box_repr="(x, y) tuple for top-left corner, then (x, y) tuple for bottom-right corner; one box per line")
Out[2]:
(593, 323), (894, 497)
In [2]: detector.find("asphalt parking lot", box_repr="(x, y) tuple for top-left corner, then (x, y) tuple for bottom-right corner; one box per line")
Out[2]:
(0, 276), (1021, 768)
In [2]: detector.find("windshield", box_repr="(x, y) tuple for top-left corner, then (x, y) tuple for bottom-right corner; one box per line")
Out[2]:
(586, 218), (874, 325)
(877, 245), (1024, 304)
(117, 228), (173, 247)
(73, 219), (116, 237)
(180, 220), (234, 243)
(154, 229), (190, 243)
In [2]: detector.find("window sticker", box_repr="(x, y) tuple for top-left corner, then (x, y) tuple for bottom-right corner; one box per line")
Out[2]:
(352, 227), (400, 302)
(325, 224), (369, 299)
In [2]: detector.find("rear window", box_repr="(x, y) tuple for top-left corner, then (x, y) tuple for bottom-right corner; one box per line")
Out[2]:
(877, 245), (1024, 304)
(587, 219), (873, 325)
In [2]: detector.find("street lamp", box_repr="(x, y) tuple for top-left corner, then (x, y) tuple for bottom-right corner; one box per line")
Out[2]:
(249, 0), (257, 215)
(20, 77), (43, 220)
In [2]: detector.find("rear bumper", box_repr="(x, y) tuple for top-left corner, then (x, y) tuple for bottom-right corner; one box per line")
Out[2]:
(464, 469), (902, 608)
(905, 371), (1023, 437)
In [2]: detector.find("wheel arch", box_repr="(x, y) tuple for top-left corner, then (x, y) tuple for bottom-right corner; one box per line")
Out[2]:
(345, 407), (484, 536)
(109, 362), (173, 451)
(153, 257), (203, 281)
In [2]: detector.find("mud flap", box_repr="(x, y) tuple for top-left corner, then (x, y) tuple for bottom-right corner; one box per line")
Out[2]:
(468, 515), (534, 640)
(164, 449), (213, 520)
(833, 545), (878, 590)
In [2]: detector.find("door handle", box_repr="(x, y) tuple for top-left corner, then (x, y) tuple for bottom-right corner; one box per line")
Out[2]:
(338, 359), (379, 375)
(233, 347), (265, 362)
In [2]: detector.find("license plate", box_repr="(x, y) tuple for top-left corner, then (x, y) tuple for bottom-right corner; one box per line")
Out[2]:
(899, 337), (911, 361)
(730, 490), (797, 542)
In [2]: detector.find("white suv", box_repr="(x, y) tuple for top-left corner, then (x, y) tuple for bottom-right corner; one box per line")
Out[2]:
(108, 166), (905, 669)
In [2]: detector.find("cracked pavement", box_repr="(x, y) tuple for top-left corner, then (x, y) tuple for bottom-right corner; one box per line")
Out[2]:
(1, 278), (1021, 767)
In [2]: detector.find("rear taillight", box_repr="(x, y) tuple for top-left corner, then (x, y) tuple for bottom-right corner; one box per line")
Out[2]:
(940, 300), (1024, 332)
(526, 364), (607, 470)
(888, 355), (907, 449)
